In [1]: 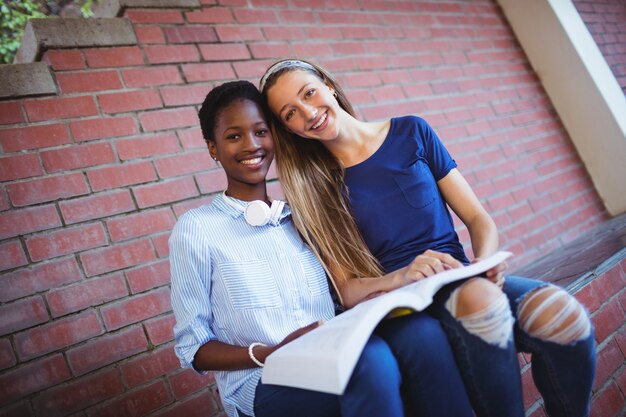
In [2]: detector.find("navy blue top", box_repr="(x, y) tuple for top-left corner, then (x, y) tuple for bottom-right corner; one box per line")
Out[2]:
(345, 115), (470, 273)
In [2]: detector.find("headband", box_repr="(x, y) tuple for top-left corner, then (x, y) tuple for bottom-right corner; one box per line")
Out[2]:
(259, 59), (318, 92)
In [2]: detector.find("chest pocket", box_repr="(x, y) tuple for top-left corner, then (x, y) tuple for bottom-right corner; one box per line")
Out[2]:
(393, 160), (437, 209)
(297, 251), (329, 296)
(219, 260), (282, 310)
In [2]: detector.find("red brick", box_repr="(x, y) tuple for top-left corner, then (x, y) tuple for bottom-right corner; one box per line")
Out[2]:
(576, 266), (626, 313)
(0, 153), (43, 181)
(196, 169), (228, 194)
(152, 232), (170, 258)
(26, 223), (107, 262)
(43, 49), (85, 70)
(122, 66), (183, 88)
(152, 390), (219, 417)
(90, 380), (171, 417)
(135, 25), (165, 44)
(169, 368), (215, 400)
(0, 355), (71, 406)
(126, 259), (170, 294)
(164, 26), (218, 43)
(101, 287), (171, 331)
(279, 9), (317, 23)
(70, 116), (138, 142)
(0, 296), (48, 336)
(521, 367), (541, 409)
(139, 107), (198, 132)
(98, 89), (162, 114)
(160, 85), (211, 107)
(234, 8), (278, 24)
(155, 151), (215, 178)
(264, 26), (307, 41)
(145, 45), (200, 64)
(133, 177), (199, 209)
(7, 173), (89, 207)
(125, 9), (183, 23)
(215, 26), (264, 42)
(42, 142), (116, 172)
(47, 273), (127, 317)
(121, 345), (179, 387)
(33, 368), (124, 416)
(173, 196), (214, 218)
(232, 59), (271, 78)
(0, 123), (70, 152)
(185, 8), (234, 23)
(116, 133), (180, 160)
(84, 46), (145, 68)
(144, 313), (175, 346)
(59, 190), (135, 224)
(0, 401), (33, 417)
(80, 238), (156, 277)
(249, 43), (292, 59)
(590, 382), (624, 417)
(0, 204), (61, 240)
(15, 311), (102, 361)
(615, 358), (626, 397)
(0, 257), (82, 302)
(66, 325), (147, 376)
(181, 62), (235, 82)
(87, 161), (157, 192)
(57, 70), (122, 94)
(199, 43), (250, 61)
(179, 127), (206, 149)
(0, 101), (25, 125)
(107, 208), (176, 242)
(24, 96), (98, 122)
(592, 298), (626, 344)
(594, 340), (625, 391)
(0, 338), (16, 370)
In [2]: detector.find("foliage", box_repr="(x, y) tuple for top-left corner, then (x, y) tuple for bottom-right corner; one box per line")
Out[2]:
(0, 0), (97, 64)
(0, 0), (46, 64)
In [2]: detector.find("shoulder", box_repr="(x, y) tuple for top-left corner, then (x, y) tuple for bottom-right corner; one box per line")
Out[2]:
(170, 204), (220, 242)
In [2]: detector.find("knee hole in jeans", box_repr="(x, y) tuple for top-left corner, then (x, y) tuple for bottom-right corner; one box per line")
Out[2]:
(445, 278), (514, 348)
(517, 285), (591, 344)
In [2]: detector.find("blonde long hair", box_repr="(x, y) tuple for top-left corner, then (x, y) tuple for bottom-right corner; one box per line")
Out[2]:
(260, 59), (384, 284)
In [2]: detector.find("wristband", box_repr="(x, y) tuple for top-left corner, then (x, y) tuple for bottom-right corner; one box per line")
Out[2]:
(248, 342), (267, 367)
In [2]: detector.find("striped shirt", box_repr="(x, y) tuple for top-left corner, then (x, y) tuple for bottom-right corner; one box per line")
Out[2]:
(169, 193), (335, 417)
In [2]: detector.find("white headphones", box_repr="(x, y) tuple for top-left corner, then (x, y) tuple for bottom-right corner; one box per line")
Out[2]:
(222, 192), (285, 227)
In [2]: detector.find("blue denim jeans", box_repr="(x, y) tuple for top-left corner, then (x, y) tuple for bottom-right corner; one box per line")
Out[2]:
(428, 275), (596, 417)
(248, 312), (473, 417)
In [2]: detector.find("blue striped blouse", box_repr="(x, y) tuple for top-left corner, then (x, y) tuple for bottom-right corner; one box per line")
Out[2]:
(169, 193), (335, 417)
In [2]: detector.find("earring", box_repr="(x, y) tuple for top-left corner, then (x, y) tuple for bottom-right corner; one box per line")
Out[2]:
(333, 91), (337, 97)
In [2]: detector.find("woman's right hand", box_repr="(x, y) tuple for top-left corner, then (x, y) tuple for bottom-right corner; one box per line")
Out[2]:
(276, 320), (324, 349)
(401, 249), (463, 285)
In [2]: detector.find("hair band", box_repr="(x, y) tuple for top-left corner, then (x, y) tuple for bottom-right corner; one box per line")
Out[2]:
(259, 59), (318, 92)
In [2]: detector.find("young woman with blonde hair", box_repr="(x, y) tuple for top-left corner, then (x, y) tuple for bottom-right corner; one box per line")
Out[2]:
(260, 59), (596, 417)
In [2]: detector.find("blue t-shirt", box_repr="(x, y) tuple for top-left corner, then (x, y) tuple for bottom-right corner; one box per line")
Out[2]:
(345, 115), (469, 273)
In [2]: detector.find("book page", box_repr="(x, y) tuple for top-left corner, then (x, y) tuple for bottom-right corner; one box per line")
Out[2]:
(262, 251), (513, 394)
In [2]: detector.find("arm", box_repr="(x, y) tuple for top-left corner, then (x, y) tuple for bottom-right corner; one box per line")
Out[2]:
(329, 250), (463, 309)
(437, 168), (506, 282)
(193, 321), (323, 371)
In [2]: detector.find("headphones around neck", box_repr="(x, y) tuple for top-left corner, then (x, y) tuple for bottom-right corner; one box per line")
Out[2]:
(222, 192), (285, 227)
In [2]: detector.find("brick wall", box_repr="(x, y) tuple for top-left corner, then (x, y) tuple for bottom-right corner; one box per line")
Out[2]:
(573, 0), (626, 94)
(0, 1), (613, 416)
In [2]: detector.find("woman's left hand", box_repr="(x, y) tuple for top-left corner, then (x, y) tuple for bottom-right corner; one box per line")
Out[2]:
(475, 258), (507, 288)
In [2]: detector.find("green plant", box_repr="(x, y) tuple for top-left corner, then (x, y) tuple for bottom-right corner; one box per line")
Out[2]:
(0, 0), (46, 64)
(0, 0), (98, 64)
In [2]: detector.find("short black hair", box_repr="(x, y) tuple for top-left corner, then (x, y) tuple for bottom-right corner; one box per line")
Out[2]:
(198, 80), (272, 143)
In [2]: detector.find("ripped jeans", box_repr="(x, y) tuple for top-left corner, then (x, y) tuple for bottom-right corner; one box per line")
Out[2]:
(427, 275), (596, 417)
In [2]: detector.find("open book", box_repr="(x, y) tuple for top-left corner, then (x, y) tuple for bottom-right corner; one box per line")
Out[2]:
(262, 251), (513, 395)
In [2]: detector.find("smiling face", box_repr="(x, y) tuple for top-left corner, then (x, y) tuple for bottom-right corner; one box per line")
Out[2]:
(208, 98), (274, 201)
(265, 69), (342, 142)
